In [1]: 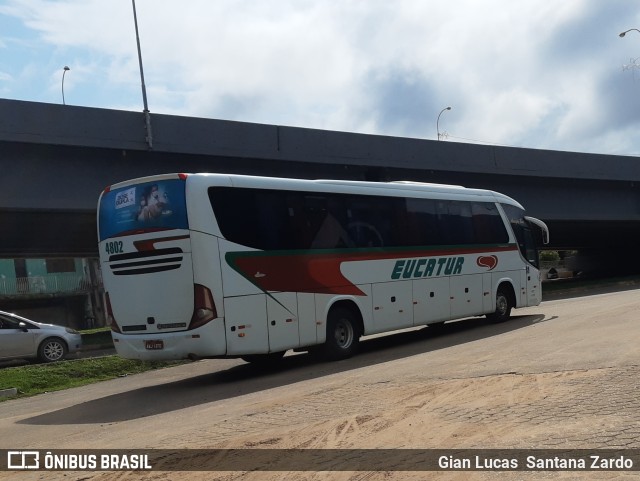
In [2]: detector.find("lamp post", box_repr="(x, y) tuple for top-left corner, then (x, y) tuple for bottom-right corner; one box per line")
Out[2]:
(132, 0), (153, 149)
(437, 106), (452, 141)
(619, 28), (640, 38)
(618, 29), (640, 78)
(61, 66), (70, 105)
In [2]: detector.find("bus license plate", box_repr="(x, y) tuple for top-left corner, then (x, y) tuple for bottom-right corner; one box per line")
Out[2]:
(145, 340), (164, 350)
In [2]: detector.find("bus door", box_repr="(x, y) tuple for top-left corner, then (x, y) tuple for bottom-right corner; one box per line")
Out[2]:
(520, 221), (542, 306)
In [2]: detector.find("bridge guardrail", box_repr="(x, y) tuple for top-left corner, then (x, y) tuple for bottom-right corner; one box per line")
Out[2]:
(0, 274), (97, 298)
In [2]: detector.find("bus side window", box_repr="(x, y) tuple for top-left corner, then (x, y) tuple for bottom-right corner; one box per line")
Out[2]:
(472, 202), (509, 244)
(345, 195), (394, 248)
(209, 187), (261, 248)
(255, 190), (294, 250)
(308, 195), (353, 249)
(405, 198), (441, 246)
(439, 200), (474, 245)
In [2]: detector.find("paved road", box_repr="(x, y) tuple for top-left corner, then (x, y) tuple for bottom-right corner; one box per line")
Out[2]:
(2, 287), (640, 480)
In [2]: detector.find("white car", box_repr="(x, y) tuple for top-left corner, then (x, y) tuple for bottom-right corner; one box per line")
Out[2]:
(0, 310), (82, 363)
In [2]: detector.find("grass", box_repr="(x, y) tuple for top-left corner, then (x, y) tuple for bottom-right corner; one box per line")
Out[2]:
(0, 356), (185, 401)
(0, 326), (186, 402)
(80, 327), (114, 347)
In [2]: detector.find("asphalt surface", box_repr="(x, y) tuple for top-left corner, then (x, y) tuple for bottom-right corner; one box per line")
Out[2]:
(3, 280), (640, 481)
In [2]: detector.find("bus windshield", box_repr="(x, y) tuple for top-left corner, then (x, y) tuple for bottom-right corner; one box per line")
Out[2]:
(99, 178), (188, 240)
(501, 203), (547, 268)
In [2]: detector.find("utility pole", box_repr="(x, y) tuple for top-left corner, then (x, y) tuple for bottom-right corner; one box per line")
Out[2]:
(132, 0), (153, 149)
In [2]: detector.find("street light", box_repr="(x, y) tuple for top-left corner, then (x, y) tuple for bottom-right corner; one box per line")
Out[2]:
(619, 28), (640, 38)
(437, 106), (452, 141)
(61, 66), (70, 105)
(132, 0), (153, 149)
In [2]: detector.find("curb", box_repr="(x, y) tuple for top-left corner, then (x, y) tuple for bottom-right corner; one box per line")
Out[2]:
(79, 344), (115, 352)
(0, 388), (17, 398)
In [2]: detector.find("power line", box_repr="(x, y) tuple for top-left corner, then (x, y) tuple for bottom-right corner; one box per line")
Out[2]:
(444, 134), (526, 149)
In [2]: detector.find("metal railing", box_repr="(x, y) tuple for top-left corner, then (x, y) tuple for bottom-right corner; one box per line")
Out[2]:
(0, 274), (97, 297)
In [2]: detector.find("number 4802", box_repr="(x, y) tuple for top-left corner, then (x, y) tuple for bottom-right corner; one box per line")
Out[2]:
(105, 241), (124, 255)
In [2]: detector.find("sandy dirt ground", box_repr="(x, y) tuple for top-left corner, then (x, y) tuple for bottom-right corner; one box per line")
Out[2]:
(2, 287), (640, 481)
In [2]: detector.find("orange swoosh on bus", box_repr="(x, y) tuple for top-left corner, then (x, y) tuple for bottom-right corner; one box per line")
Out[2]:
(226, 245), (516, 296)
(229, 252), (365, 295)
(134, 235), (190, 251)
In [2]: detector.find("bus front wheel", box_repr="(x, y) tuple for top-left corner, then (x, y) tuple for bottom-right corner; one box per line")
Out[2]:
(323, 307), (360, 361)
(486, 289), (512, 323)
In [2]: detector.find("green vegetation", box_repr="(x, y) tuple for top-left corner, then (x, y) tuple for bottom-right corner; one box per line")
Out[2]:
(540, 250), (579, 264)
(0, 327), (185, 402)
(0, 356), (185, 401)
(539, 250), (561, 262)
(81, 327), (114, 347)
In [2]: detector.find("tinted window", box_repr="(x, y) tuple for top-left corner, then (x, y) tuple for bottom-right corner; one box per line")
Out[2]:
(501, 203), (539, 267)
(404, 198), (442, 246)
(472, 202), (510, 244)
(209, 187), (509, 250)
(441, 200), (474, 245)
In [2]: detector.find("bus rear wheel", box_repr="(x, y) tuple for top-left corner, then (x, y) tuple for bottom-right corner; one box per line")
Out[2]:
(486, 289), (512, 323)
(323, 307), (360, 361)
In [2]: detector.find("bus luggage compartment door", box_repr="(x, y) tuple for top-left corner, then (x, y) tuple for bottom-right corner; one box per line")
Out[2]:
(372, 281), (413, 332)
(267, 292), (300, 352)
(450, 274), (484, 319)
(224, 294), (269, 355)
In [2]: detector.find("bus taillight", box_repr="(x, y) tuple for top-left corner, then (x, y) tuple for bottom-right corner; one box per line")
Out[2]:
(189, 284), (217, 330)
(105, 291), (122, 333)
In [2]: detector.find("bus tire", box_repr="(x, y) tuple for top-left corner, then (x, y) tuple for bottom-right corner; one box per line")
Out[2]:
(241, 351), (286, 366)
(486, 288), (512, 323)
(323, 307), (360, 361)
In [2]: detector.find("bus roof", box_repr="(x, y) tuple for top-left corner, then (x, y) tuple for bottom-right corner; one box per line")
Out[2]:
(103, 172), (524, 209)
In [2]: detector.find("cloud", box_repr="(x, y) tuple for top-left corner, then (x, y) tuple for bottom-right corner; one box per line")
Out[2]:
(2, 0), (640, 154)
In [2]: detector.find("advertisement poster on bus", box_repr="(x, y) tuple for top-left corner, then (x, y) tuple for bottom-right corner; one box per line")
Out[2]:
(99, 179), (188, 239)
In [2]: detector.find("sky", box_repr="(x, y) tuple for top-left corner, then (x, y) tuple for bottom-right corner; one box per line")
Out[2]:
(2, 0), (640, 156)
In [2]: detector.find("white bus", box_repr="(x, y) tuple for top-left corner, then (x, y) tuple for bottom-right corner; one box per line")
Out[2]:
(97, 173), (549, 363)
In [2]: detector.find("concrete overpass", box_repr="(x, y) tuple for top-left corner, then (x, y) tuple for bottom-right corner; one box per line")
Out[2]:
(1, 98), (639, 263)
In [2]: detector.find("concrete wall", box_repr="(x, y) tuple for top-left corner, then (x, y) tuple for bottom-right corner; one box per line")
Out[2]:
(1, 98), (640, 255)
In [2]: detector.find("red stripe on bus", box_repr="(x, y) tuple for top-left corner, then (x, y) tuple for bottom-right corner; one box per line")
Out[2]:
(134, 235), (190, 251)
(229, 245), (517, 296)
